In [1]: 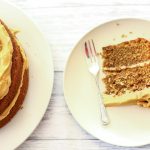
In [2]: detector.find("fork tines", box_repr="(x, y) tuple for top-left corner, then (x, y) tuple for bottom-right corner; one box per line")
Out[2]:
(85, 40), (97, 62)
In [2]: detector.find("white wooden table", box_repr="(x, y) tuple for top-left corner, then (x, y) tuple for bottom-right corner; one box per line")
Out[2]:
(7, 0), (150, 149)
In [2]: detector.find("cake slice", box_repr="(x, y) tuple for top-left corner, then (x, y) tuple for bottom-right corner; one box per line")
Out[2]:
(101, 38), (150, 108)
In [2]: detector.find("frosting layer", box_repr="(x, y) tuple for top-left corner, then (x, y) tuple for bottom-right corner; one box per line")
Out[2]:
(103, 88), (150, 106)
(0, 24), (13, 99)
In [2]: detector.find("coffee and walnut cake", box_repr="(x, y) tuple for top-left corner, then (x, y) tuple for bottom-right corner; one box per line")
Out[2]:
(0, 20), (28, 127)
(101, 38), (150, 108)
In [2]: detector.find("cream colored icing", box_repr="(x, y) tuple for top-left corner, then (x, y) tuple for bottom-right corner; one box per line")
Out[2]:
(104, 60), (150, 71)
(0, 24), (13, 100)
(0, 36), (28, 121)
(103, 88), (150, 106)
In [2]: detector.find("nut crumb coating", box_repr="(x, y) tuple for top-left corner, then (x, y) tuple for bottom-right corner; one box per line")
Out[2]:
(102, 38), (150, 68)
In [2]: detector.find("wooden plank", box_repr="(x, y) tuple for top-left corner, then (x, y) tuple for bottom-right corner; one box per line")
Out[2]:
(17, 139), (150, 150)
(9, 0), (150, 9)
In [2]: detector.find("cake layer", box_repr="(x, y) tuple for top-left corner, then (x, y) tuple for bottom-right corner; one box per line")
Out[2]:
(103, 64), (150, 96)
(0, 69), (28, 128)
(103, 88), (150, 107)
(102, 38), (150, 68)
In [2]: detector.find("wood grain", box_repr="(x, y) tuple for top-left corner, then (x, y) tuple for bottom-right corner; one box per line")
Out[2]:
(5, 0), (150, 149)
(18, 140), (150, 150)
(9, 0), (150, 9)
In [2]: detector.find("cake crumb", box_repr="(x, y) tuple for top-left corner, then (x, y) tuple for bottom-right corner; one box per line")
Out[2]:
(10, 28), (20, 35)
(129, 31), (133, 34)
(116, 23), (120, 26)
(113, 38), (116, 41)
(121, 34), (127, 38)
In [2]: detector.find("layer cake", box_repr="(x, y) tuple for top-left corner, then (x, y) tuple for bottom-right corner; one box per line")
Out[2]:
(0, 20), (28, 127)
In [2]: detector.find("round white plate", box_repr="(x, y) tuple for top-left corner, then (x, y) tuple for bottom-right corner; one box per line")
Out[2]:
(0, 0), (54, 149)
(64, 18), (150, 147)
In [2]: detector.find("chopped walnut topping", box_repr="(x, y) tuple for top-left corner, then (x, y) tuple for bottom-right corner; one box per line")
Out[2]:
(137, 95), (150, 108)
(102, 38), (150, 68)
(103, 64), (150, 96)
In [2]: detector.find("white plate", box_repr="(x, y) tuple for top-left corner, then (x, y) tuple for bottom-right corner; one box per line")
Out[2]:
(0, 0), (54, 149)
(64, 18), (150, 147)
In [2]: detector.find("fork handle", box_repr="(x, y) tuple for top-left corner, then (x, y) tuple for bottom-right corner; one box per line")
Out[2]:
(95, 77), (110, 125)
(99, 97), (110, 125)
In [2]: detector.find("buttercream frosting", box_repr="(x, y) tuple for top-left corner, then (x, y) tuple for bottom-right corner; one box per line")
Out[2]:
(0, 24), (13, 100)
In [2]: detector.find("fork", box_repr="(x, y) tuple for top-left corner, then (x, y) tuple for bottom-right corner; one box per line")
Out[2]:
(84, 40), (110, 125)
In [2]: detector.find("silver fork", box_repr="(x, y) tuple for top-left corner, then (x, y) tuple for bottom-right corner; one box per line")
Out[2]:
(84, 40), (110, 125)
